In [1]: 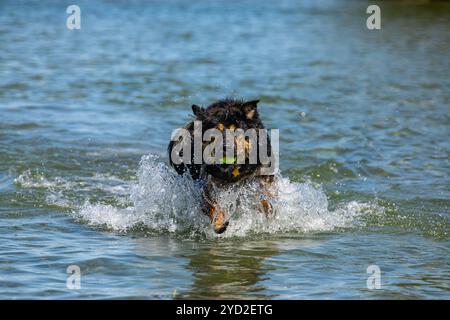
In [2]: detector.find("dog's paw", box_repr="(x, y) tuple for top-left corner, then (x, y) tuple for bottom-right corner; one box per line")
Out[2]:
(214, 220), (229, 234)
(212, 208), (229, 234)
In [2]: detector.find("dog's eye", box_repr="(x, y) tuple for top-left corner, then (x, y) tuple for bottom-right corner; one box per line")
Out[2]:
(217, 123), (224, 131)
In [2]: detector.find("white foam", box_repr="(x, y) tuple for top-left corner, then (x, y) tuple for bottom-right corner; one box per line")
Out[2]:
(15, 169), (132, 208)
(76, 154), (384, 238)
(15, 169), (58, 189)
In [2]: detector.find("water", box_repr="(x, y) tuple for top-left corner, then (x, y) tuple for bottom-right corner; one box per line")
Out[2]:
(0, 0), (449, 299)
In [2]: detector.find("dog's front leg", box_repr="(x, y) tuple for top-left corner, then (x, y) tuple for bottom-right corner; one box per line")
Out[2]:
(202, 185), (229, 234)
(206, 204), (229, 234)
(260, 195), (273, 215)
(259, 175), (276, 215)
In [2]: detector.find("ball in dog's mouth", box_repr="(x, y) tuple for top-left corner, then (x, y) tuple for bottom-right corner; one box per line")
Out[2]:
(219, 156), (237, 165)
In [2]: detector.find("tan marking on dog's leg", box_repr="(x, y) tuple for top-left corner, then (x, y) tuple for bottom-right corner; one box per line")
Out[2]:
(261, 199), (273, 215)
(259, 175), (276, 216)
(209, 206), (229, 234)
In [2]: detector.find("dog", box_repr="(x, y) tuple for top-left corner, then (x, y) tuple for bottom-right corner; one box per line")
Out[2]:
(168, 98), (275, 233)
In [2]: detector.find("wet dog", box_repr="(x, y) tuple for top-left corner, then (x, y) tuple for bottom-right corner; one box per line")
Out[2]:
(168, 98), (275, 233)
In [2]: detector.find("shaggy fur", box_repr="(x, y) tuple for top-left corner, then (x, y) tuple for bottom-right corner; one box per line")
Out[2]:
(168, 98), (275, 233)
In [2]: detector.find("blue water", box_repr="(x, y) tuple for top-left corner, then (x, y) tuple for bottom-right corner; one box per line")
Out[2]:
(0, 0), (449, 299)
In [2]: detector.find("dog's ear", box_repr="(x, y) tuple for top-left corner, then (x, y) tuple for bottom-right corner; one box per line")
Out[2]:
(242, 100), (259, 120)
(192, 104), (205, 119)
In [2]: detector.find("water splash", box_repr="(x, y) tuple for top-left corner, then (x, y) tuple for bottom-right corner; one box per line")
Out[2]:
(15, 169), (59, 189)
(76, 154), (384, 238)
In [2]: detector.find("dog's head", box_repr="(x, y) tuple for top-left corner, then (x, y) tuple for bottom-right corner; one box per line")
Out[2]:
(192, 98), (267, 182)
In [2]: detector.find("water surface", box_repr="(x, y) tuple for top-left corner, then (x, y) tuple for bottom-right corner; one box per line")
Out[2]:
(0, 0), (449, 299)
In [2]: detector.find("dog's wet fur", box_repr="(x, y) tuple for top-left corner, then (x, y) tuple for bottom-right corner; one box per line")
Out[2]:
(168, 98), (275, 233)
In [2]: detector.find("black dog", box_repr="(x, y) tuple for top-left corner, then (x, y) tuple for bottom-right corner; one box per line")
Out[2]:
(168, 98), (275, 233)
